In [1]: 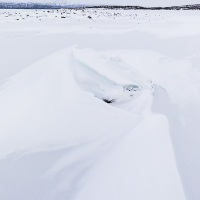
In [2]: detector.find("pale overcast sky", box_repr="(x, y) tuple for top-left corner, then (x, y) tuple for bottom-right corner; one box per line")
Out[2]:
(1, 0), (200, 7)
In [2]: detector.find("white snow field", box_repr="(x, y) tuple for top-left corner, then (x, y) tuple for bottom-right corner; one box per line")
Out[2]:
(0, 8), (200, 200)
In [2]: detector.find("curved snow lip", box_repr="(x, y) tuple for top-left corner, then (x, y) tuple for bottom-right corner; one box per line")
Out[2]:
(71, 49), (152, 104)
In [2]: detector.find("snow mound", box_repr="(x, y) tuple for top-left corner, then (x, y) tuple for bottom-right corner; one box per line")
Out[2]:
(0, 47), (149, 158)
(0, 47), (185, 200)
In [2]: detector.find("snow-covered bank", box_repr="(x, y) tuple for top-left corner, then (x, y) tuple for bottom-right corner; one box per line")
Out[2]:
(0, 9), (200, 200)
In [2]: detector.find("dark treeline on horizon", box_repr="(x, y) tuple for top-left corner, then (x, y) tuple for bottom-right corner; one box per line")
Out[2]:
(0, 2), (200, 10)
(90, 4), (200, 10)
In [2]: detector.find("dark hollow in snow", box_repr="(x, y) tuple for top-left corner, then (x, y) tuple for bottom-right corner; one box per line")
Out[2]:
(103, 98), (116, 104)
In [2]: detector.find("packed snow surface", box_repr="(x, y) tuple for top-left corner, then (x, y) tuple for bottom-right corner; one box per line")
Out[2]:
(0, 8), (200, 200)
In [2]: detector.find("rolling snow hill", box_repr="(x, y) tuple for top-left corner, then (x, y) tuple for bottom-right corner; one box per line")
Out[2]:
(0, 7), (200, 200)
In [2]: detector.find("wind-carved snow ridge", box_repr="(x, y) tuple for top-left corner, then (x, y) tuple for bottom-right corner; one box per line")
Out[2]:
(71, 49), (153, 105)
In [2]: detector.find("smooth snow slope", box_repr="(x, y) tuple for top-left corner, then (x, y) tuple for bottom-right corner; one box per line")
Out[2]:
(0, 9), (200, 200)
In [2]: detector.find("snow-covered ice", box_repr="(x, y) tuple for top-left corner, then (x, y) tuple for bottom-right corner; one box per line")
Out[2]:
(0, 8), (200, 200)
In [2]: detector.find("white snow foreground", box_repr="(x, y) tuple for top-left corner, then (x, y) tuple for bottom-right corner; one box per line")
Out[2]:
(2, 9), (200, 200)
(0, 47), (185, 200)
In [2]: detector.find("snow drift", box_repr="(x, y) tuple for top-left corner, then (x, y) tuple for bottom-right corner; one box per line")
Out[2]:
(0, 46), (185, 200)
(1, 8), (200, 200)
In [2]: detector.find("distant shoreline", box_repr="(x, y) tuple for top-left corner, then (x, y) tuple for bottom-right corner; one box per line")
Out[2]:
(0, 3), (200, 10)
(88, 5), (200, 10)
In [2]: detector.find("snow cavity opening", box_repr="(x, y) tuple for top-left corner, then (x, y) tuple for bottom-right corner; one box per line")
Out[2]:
(71, 49), (147, 105)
